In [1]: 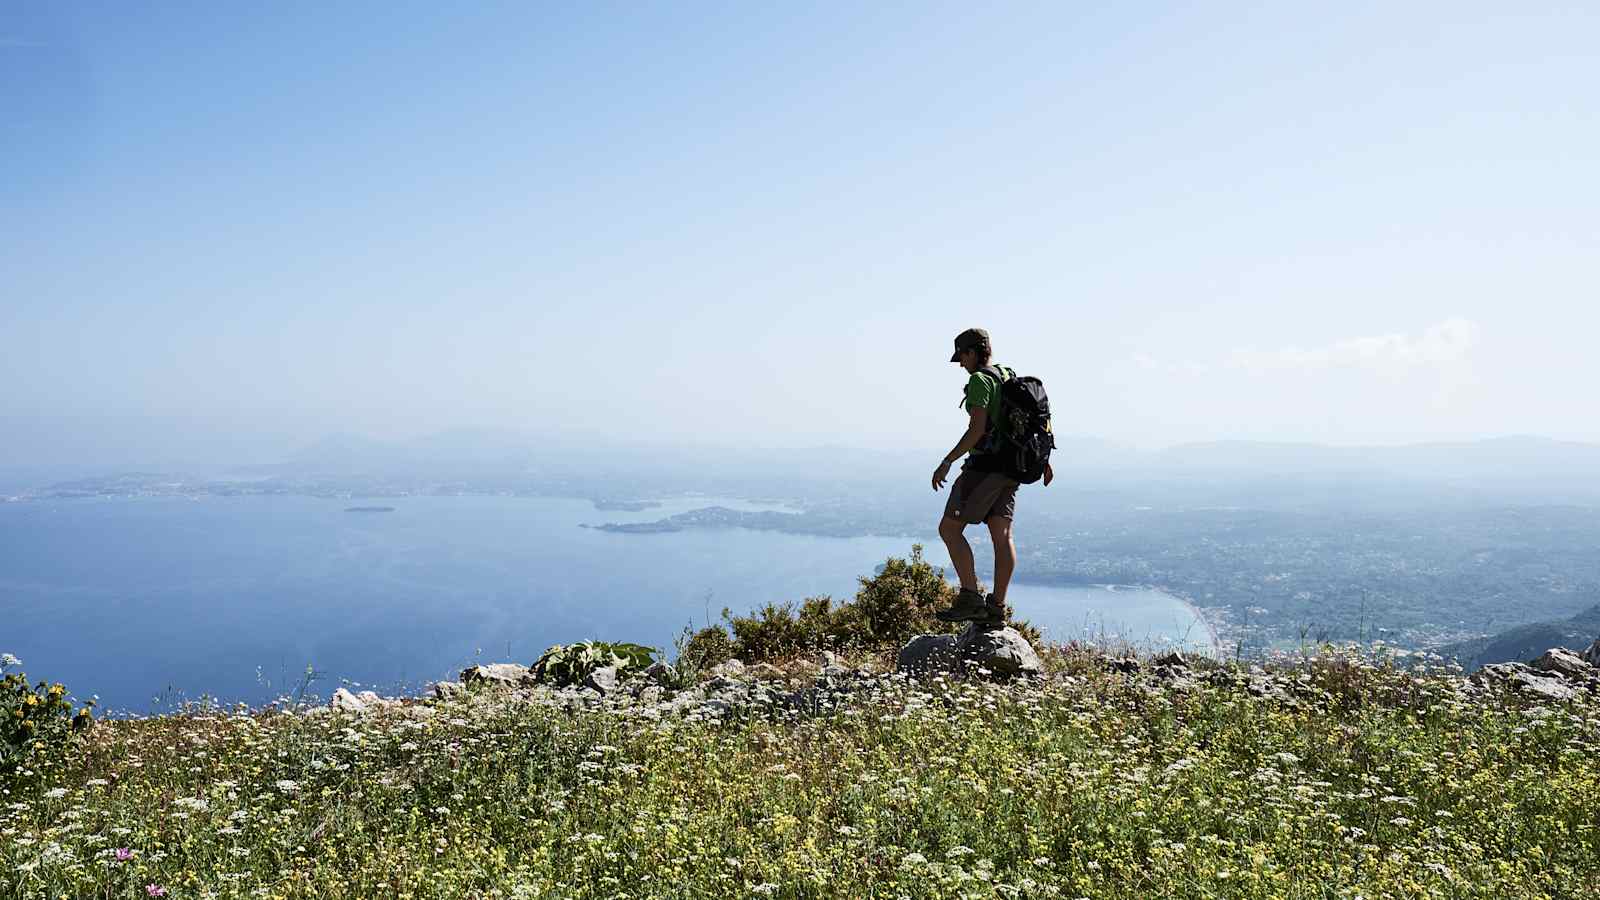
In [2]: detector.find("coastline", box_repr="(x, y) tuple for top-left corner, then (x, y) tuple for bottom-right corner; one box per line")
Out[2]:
(1005, 579), (1223, 657)
(1159, 587), (1223, 657)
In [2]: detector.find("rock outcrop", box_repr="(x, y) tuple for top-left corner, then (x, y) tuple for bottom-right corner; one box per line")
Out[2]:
(1471, 639), (1598, 702)
(953, 624), (1043, 678)
(1475, 663), (1578, 701)
(583, 665), (620, 695)
(460, 663), (533, 688)
(895, 626), (1041, 679)
(1531, 647), (1591, 680)
(1583, 639), (1600, 668)
(329, 688), (399, 714)
(318, 633), (1600, 721)
(896, 634), (958, 675)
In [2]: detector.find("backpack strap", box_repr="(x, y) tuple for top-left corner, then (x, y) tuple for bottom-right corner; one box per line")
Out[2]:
(982, 365), (1017, 383)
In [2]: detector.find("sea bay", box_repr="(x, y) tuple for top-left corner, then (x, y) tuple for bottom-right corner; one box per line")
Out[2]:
(1, 495), (1213, 711)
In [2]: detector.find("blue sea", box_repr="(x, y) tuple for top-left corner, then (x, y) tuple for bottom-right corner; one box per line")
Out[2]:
(0, 495), (1213, 712)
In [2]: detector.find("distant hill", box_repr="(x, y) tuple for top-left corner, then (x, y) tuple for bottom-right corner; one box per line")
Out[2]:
(276, 432), (1600, 477)
(1439, 603), (1600, 671)
(1155, 435), (1600, 479)
(249, 430), (1600, 504)
(285, 428), (540, 470)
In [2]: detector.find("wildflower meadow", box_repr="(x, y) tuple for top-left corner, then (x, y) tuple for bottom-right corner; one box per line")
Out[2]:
(2, 642), (1597, 899)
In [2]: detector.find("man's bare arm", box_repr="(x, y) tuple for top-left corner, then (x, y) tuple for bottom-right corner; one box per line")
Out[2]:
(945, 407), (988, 464)
(932, 407), (987, 490)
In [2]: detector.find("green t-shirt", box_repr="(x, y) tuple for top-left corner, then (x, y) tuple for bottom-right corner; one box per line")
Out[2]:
(960, 365), (1014, 457)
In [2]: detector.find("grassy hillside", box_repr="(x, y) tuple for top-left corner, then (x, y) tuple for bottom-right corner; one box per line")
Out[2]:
(3, 647), (1597, 899)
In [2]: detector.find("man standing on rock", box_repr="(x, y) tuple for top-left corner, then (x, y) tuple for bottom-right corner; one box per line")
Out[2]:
(932, 328), (1052, 627)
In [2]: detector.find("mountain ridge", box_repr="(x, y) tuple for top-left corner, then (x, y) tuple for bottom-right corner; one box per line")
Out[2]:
(1440, 603), (1600, 671)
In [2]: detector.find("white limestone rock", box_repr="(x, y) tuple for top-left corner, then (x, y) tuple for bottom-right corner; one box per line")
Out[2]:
(460, 663), (532, 688)
(1477, 662), (1579, 702)
(584, 665), (620, 695)
(330, 688), (367, 713)
(1530, 647), (1591, 679)
(330, 688), (397, 714)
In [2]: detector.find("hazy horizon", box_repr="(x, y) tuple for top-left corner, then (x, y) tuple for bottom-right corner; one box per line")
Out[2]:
(5, 421), (1598, 478)
(6, 4), (1599, 467)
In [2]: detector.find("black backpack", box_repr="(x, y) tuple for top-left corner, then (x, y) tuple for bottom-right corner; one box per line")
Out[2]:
(976, 366), (1055, 484)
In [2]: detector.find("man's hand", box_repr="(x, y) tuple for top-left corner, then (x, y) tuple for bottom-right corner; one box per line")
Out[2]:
(935, 408), (986, 491)
(1043, 461), (1054, 486)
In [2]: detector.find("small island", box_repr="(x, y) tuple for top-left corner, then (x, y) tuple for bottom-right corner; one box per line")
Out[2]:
(344, 506), (396, 513)
(581, 520), (682, 533)
(591, 498), (662, 512)
(587, 505), (834, 536)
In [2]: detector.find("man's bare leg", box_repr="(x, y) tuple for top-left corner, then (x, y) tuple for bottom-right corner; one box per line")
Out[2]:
(986, 516), (1015, 606)
(938, 514), (980, 592)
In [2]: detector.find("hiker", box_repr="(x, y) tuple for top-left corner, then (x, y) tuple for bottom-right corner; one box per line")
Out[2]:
(932, 328), (1053, 627)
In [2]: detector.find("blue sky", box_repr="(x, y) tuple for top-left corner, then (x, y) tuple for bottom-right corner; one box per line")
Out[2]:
(4, 2), (1597, 464)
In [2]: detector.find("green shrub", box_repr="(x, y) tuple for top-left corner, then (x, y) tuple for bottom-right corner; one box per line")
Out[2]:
(831, 544), (962, 646)
(724, 600), (821, 661)
(676, 624), (735, 674)
(529, 641), (656, 686)
(717, 545), (1041, 663)
(1, 654), (93, 781)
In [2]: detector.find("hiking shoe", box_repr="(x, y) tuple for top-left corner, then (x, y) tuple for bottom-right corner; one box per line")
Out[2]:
(935, 587), (989, 622)
(976, 593), (1007, 629)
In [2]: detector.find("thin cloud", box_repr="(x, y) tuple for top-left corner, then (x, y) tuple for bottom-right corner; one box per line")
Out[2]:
(1130, 318), (1482, 380)
(1225, 318), (1481, 375)
(0, 37), (47, 49)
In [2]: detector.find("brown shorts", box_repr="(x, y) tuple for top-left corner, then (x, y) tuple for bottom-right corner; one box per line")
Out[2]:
(943, 468), (1019, 524)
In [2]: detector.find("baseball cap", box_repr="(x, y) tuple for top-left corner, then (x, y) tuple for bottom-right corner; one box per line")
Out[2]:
(949, 327), (989, 362)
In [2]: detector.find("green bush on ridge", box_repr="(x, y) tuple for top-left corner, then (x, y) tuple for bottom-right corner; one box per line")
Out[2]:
(686, 545), (1041, 668)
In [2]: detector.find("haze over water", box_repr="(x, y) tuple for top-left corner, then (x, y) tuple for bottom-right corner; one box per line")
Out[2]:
(0, 494), (1210, 712)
